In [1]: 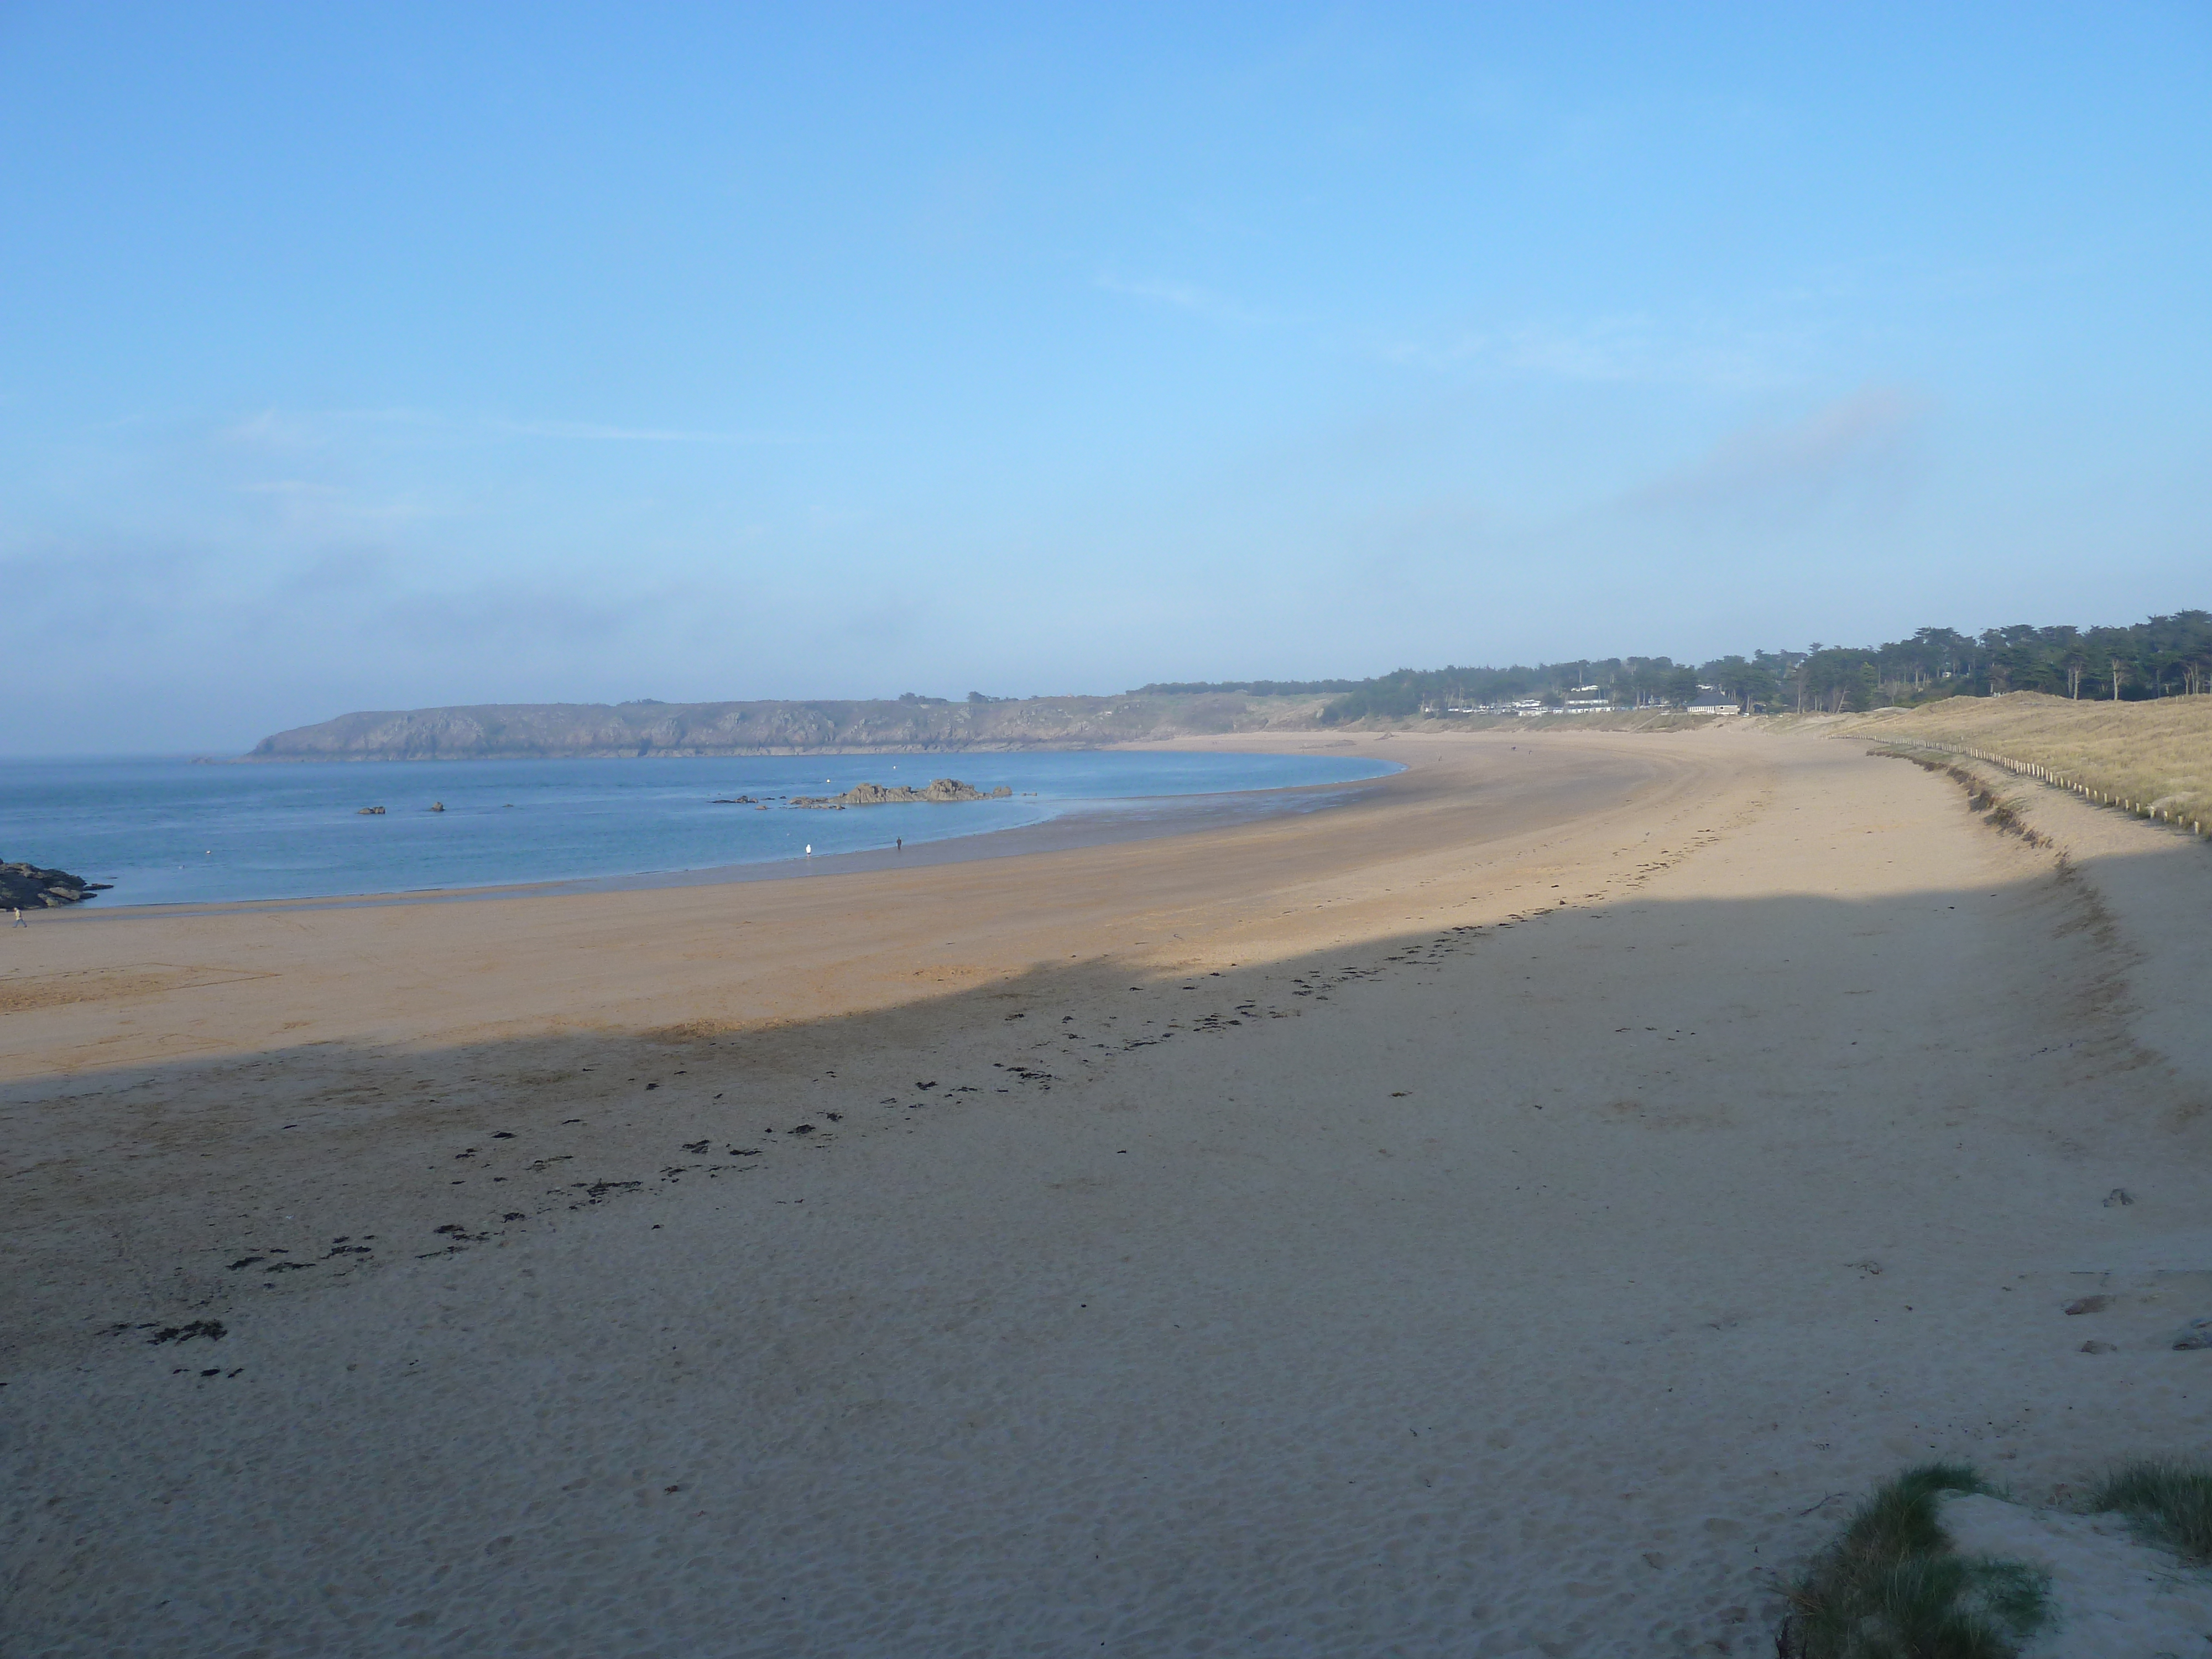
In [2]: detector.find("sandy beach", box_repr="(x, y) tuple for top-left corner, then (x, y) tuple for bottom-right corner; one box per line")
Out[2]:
(6, 726), (2210, 1656)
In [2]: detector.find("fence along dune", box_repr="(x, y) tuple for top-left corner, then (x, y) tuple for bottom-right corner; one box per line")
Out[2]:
(1841, 691), (2212, 829)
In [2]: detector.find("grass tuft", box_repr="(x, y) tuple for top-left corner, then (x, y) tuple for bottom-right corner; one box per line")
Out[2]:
(2090, 1458), (2212, 1562)
(1780, 1463), (2051, 1659)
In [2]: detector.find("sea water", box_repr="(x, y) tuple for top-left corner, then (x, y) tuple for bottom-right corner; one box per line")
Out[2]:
(0, 750), (1399, 907)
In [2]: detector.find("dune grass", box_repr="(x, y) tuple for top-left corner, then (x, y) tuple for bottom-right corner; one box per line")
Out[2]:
(1839, 692), (2212, 823)
(2091, 1459), (2212, 1562)
(1780, 1464), (2050, 1659)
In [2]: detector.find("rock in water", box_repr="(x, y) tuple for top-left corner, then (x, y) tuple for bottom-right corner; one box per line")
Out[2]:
(0, 861), (103, 909)
(787, 778), (1014, 809)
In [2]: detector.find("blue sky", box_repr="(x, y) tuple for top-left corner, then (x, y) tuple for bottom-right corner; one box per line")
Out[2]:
(3, 4), (2207, 752)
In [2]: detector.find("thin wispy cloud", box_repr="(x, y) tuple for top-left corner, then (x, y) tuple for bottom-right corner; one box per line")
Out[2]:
(1376, 332), (1489, 371)
(1626, 385), (1927, 521)
(483, 417), (806, 445)
(215, 408), (808, 450)
(1094, 274), (1275, 327)
(1380, 316), (1799, 393)
(217, 408), (358, 450)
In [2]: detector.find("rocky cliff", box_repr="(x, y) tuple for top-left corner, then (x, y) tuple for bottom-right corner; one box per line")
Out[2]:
(247, 693), (1329, 761)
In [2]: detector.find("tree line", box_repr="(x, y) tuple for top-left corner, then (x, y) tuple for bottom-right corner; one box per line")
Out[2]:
(1279, 611), (2211, 722)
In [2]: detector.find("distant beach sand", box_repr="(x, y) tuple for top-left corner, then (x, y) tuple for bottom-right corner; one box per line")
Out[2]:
(6, 727), (2210, 1655)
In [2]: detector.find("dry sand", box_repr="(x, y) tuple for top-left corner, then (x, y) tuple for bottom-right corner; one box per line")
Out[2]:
(4, 728), (2211, 1656)
(1941, 1491), (2212, 1657)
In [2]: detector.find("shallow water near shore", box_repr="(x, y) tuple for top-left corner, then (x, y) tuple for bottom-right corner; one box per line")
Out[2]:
(0, 749), (1398, 906)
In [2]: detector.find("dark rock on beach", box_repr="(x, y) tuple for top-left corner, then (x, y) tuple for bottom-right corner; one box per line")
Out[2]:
(1, 861), (107, 909)
(788, 778), (1014, 809)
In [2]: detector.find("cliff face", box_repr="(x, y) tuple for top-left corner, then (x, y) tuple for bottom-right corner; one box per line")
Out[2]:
(247, 695), (1328, 761)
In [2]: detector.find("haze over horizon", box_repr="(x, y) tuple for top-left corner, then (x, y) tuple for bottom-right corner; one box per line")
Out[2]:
(4, 4), (2207, 755)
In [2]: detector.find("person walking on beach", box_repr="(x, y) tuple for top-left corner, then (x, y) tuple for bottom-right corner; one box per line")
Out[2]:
(9, 907), (23, 927)
(896, 837), (902, 852)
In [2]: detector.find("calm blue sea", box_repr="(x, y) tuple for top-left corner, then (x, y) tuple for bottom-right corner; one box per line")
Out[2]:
(0, 750), (1398, 907)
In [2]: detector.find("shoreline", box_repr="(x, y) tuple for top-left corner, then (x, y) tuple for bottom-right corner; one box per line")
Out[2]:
(11, 726), (2212, 1653)
(0, 729), (1645, 1082)
(22, 764), (1400, 921)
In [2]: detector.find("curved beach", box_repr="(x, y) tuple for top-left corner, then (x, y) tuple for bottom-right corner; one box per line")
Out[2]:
(5, 727), (2210, 1655)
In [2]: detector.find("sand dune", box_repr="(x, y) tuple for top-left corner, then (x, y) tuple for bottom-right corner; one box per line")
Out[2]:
(1837, 689), (2212, 823)
(4, 728), (2210, 1656)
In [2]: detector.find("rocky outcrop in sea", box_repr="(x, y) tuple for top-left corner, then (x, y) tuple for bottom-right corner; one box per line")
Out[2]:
(2, 862), (107, 909)
(787, 778), (1013, 809)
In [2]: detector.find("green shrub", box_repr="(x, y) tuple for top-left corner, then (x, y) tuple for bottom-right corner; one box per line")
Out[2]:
(2091, 1459), (2212, 1562)
(1781, 1464), (2049, 1659)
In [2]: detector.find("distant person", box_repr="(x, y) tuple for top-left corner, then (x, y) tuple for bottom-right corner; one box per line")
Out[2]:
(9, 907), (23, 927)
(896, 837), (902, 851)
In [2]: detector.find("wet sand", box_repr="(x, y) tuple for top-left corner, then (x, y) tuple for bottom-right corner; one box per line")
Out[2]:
(5, 727), (2210, 1656)
(33, 765), (1400, 920)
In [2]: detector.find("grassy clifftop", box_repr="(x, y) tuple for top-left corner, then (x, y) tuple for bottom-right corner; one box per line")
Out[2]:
(247, 693), (1337, 760)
